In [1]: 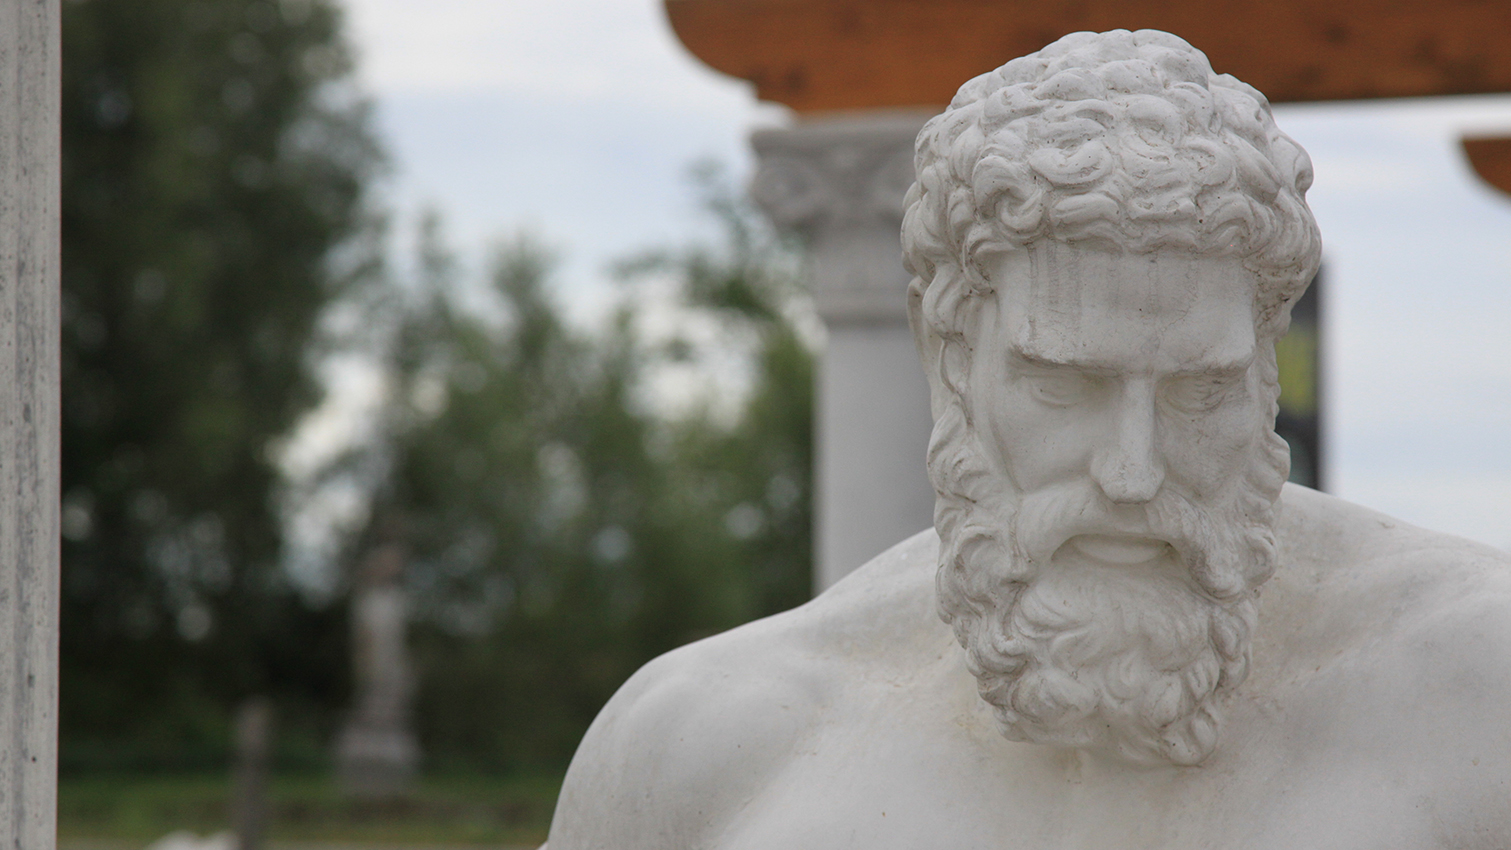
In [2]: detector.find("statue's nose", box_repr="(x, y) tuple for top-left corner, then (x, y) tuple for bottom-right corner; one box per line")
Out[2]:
(1091, 382), (1165, 504)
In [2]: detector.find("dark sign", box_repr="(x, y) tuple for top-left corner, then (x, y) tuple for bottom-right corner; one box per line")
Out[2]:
(1274, 270), (1323, 490)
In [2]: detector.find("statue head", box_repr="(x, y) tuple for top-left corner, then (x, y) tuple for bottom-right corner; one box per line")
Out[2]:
(901, 30), (1321, 766)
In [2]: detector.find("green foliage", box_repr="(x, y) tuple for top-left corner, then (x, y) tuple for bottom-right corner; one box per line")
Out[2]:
(363, 175), (815, 772)
(58, 771), (561, 846)
(59, 0), (812, 781)
(60, 0), (382, 771)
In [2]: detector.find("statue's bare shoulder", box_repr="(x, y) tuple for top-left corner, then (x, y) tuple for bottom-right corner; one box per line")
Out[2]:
(1256, 486), (1511, 827)
(1268, 484), (1511, 663)
(547, 530), (944, 849)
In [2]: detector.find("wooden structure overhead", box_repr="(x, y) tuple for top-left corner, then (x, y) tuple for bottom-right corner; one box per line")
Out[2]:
(665, 0), (1511, 113)
(665, 0), (1511, 195)
(1462, 137), (1511, 199)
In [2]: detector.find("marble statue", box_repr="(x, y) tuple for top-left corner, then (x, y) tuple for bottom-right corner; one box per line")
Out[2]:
(547, 30), (1511, 847)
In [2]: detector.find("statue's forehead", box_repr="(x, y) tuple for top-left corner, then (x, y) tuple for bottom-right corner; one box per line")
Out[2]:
(986, 242), (1258, 372)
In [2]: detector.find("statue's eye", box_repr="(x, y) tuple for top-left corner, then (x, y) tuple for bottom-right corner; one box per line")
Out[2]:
(1025, 372), (1097, 407)
(1163, 374), (1237, 413)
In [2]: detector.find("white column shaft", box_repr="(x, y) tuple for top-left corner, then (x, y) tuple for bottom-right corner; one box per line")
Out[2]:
(751, 112), (937, 591)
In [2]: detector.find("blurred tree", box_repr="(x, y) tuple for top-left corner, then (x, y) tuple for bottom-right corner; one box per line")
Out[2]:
(359, 172), (815, 772)
(60, 0), (381, 771)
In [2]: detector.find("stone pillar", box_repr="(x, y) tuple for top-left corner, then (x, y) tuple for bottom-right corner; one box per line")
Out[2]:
(751, 111), (936, 591)
(0, 0), (61, 847)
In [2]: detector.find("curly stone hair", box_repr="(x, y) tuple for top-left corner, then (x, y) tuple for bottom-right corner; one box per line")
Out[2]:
(902, 29), (1322, 349)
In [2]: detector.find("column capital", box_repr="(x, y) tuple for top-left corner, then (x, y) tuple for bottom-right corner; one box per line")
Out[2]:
(750, 112), (931, 324)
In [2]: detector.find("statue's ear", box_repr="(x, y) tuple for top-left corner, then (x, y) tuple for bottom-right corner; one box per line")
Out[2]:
(907, 277), (949, 422)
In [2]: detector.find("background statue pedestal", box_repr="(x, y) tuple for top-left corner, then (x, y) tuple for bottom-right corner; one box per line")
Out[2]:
(334, 719), (420, 799)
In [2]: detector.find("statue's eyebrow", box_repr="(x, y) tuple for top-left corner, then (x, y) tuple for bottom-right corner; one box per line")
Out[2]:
(1008, 341), (1257, 376)
(1006, 342), (1117, 374)
(1169, 352), (1255, 379)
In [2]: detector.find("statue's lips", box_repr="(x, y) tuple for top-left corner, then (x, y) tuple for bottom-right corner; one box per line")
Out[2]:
(1067, 534), (1173, 565)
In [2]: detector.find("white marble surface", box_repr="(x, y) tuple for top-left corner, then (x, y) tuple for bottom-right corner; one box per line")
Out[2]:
(548, 30), (1511, 846)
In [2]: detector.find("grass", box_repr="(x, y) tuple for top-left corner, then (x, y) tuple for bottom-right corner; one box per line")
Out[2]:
(57, 772), (562, 847)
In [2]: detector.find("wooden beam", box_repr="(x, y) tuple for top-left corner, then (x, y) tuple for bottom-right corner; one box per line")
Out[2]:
(665, 0), (1511, 112)
(1463, 136), (1511, 198)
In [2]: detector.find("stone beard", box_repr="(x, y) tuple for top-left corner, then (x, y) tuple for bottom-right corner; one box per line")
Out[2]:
(928, 345), (1291, 766)
(902, 29), (1320, 768)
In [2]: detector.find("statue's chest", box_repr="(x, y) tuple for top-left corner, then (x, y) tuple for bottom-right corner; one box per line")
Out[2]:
(712, 723), (1439, 850)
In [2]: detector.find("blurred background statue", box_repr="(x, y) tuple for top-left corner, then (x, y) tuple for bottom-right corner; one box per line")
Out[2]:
(335, 518), (419, 798)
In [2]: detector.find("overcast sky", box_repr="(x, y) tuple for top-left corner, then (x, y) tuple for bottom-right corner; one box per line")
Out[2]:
(334, 0), (1511, 550)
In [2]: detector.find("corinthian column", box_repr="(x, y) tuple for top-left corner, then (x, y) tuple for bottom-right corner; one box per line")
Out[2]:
(0, 0), (61, 847)
(751, 112), (937, 590)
